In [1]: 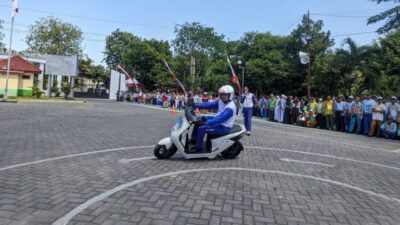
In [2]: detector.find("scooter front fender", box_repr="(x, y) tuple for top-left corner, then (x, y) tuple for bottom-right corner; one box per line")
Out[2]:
(158, 137), (173, 149)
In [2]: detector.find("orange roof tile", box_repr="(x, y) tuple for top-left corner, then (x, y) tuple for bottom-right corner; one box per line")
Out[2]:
(0, 55), (41, 74)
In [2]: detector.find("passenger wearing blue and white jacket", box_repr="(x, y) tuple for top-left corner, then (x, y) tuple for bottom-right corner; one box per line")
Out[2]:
(240, 87), (256, 135)
(191, 85), (237, 152)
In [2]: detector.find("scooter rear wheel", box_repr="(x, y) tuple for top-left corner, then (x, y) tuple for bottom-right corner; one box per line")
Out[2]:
(154, 144), (177, 159)
(221, 141), (243, 159)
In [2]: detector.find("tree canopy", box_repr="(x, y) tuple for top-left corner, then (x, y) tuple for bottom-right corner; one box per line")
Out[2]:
(19, 9), (400, 97)
(101, 19), (400, 96)
(0, 20), (4, 50)
(368, 0), (400, 33)
(26, 16), (83, 55)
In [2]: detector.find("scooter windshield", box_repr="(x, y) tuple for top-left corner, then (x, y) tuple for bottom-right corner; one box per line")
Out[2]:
(176, 116), (182, 129)
(185, 106), (198, 124)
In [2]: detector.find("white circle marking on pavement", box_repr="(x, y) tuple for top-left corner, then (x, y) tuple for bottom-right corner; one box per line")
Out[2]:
(247, 146), (400, 171)
(118, 157), (156, 164)
(118, 147), (400, 172)
(0, 146), (153, 172)
(51, 167), (400, 225)
(279, 157), (335, 167)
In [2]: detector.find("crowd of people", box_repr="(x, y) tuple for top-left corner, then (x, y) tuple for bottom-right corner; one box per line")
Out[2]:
(128, 91), (212, 110)
(126, 91), (400, 140)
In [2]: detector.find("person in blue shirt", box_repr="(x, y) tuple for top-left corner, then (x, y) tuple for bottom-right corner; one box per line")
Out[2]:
(259, 95), (268, 120)
(380, 117), (397, 139)
(190, 85), (237, 152)
(363, 94), (375, 135)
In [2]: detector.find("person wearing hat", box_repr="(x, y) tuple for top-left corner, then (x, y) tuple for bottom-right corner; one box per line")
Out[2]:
(387, 96), (400, 123)
(201, 92), (209, 102)
(369, 96), (386, 137)
(363, 94), (375, 135)
(334, 96), (346, 132)
(344, 96), (354, 131)
(291, 96), (301, 125)
(278, 94), (286, 123)
(380, 117), (398, 139)
(316, 98), (325, 129)
(274, 95), (281, 122)
(259, 95), (268, 120)
(348, 96), (363, 134)
(283, 96), (292, 124)
(323, 96), (335, 130)
(268, 94), (276, 121)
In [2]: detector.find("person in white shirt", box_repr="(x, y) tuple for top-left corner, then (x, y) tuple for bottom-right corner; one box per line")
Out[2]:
(240, 87), (256, 135)
(274, 96), (280, 122)
(380, 118), (398, 139)
(387, 96), (400, 122)
(278, 95), (286, 123)
(369, 96), (386, 137)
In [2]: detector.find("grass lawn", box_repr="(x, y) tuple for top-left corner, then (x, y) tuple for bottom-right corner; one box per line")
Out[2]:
(0, 96), (82, 102)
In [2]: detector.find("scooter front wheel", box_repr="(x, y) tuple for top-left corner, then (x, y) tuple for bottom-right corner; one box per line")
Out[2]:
(221, 141), (243, 159)
(154, 144), (177, 159)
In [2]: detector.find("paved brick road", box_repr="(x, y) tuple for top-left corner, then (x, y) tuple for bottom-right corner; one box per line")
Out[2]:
(0, 101), (400, 225)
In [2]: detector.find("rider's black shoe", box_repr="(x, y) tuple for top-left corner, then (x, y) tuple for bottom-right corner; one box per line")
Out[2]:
(186, 145), (201, 153)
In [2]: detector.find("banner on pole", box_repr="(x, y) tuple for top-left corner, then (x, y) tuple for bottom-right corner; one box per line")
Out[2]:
(11, 0), (18, 18)
(299, 51), (309, 64)
(226, 55), (242, 93)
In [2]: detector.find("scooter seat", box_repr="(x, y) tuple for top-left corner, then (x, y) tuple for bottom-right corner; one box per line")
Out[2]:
(229, 124), (243, 134)
(208, 124), (242, 139)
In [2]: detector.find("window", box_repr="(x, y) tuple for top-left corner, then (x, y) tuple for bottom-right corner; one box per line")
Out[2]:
(22, 75), (30, 80)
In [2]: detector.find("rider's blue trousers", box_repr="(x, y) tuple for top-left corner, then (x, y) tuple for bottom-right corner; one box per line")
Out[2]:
(192, 125), (231, 150)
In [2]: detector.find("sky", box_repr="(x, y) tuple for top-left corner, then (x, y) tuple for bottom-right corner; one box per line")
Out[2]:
(0, 0), (396, 66)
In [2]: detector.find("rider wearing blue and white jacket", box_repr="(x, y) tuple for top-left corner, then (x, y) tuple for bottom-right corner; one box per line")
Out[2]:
(192, 85), (237, 151)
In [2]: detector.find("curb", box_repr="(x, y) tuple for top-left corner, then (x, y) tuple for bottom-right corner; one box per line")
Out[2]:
(17, 99), (84, 103)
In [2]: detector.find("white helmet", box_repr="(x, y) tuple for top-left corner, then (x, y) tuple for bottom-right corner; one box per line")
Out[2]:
(218, 85), (234, 102)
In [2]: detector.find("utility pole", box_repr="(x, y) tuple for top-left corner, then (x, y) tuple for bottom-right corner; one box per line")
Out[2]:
(306, 10), (312, 98)
(3, 13), (15, 101)
(117, 72), (121, 101)
(190, 56), (195, 91)
(241, 66), (245, 90)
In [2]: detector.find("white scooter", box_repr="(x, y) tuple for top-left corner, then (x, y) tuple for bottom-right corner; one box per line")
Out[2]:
(154, 106), (246, 159)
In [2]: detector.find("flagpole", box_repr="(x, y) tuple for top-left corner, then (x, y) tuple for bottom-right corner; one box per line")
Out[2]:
(3, 16), (14, 101)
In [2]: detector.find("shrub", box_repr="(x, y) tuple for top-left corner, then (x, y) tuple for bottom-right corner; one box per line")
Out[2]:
(51, 79), (59, 96)
(61, 82), (72, 99)
(32, 78), (43, 98)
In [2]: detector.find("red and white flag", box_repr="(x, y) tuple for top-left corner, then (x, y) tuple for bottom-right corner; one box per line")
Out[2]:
(11, 0), (18, 18)
(226, 55), (242, 93)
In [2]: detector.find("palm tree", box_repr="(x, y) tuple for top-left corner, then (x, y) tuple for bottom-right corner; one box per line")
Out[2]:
(357, 44), (384, 94)
(335, 38), (368, 95)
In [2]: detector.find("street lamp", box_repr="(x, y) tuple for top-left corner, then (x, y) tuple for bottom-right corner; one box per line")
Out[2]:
(237, 60), (245, 89)
(305, 34), (312, 43)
